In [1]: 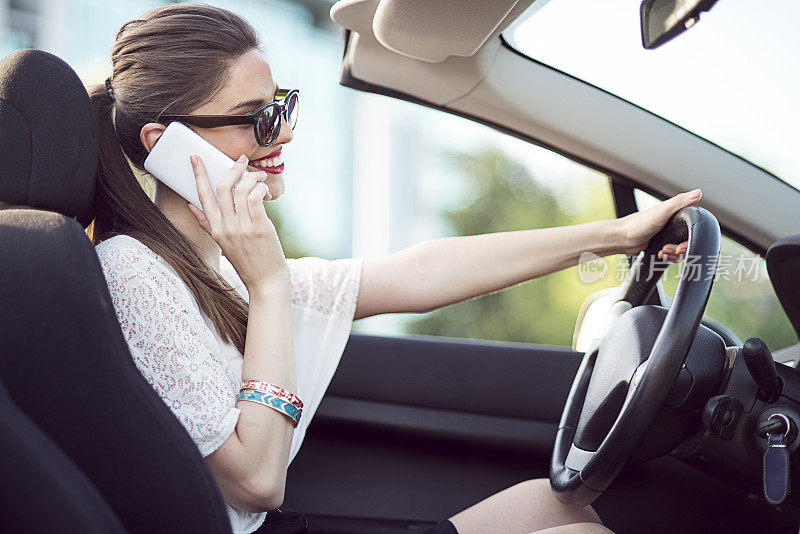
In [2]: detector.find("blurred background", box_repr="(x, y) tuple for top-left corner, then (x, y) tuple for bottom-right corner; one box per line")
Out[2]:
(1, 0), (795, 350)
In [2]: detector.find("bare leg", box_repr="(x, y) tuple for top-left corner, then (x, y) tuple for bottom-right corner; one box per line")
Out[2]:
(449, 478), (605, 534)
(529, 523), (613, 534)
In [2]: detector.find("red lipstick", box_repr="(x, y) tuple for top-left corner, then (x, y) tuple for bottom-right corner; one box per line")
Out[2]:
(249, 147), (284, 174)
(250, 147), (281, 163)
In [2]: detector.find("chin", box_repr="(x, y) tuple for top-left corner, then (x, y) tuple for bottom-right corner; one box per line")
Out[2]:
(266, 176), (285, 200)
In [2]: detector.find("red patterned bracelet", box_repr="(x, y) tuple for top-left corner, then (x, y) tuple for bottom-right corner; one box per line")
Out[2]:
(240, 380), (303, 411)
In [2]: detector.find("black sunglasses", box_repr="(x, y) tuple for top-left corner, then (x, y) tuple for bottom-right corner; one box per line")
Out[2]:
(161, 88), (299, 147)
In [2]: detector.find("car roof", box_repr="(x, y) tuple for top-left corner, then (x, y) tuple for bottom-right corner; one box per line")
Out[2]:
(331, 0), (800, 254)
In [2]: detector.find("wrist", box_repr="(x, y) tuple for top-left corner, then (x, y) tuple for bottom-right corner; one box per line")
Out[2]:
(249, 277), (291, 302)
(594, 218), (628, 257)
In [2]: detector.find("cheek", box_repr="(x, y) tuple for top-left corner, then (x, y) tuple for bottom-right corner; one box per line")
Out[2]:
(201, 128), (257, 160)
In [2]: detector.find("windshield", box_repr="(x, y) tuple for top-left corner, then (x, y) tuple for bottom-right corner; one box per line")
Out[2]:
(504, 0), (799, 190)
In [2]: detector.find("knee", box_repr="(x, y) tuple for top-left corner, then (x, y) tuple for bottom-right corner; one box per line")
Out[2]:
(528, 523), (614, 534)
(571, 523), (613, 533)
(514, 478), (603, 525)
(512, 477), (553, 497)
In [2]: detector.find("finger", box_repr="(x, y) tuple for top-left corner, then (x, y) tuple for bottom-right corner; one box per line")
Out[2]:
(672, 188), (702, 209)
(187, 202), (213, 235)
(657, 189), (702, 226)
(191, 155), (220, 226)
(216, 154), (250, 224)
(248, 182), (271, 224)
(233, 171), (261, 225)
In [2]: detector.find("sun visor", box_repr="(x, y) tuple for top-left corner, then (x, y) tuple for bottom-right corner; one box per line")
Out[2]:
(332, 0), (533, 63)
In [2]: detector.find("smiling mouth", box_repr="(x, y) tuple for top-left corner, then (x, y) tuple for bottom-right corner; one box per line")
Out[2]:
(249, 148), (284, 174)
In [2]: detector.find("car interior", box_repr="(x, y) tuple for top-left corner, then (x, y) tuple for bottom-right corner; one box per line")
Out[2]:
(2, 1), (800, 533)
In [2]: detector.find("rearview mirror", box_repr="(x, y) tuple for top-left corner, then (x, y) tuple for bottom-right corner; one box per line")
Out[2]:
(640, 0), (719, 49)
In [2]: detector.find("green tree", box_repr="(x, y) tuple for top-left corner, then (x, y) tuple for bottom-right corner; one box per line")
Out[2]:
(408, 147), (622, 346)
(660, 238), (797, 350)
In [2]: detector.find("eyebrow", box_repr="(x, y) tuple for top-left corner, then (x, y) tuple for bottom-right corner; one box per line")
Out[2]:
(225, 85), (280, 114)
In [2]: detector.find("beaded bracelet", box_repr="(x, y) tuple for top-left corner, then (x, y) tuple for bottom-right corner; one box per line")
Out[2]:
(241, 380), (303, 411)
(237, 388), (302, 427)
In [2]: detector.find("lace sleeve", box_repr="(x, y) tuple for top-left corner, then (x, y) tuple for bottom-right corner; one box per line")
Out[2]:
(286, 257), (364, 322)
(96, 238), (240, 457)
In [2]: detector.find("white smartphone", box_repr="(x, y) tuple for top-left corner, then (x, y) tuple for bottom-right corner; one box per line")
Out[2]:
(143, 121), (240, 211)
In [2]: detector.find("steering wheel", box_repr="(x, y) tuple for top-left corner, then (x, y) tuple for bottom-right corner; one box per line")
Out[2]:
(550, 206), (720, 506)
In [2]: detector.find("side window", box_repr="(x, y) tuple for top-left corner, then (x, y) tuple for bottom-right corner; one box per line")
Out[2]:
(352, 106), (625, 347)
(635, 190), (798, 351)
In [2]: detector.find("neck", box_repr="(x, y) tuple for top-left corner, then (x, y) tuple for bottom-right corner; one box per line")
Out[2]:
(154, 184), (221, 274)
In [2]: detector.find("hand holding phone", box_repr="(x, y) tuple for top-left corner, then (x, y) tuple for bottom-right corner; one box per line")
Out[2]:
(188, 154), (290, 290)
(144, 121), (241, 210)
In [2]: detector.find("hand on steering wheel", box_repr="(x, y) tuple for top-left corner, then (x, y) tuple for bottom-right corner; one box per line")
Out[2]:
(618, 188), (703, 260)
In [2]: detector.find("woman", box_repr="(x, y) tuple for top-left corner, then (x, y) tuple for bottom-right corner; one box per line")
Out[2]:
(90, 4), (696, 534)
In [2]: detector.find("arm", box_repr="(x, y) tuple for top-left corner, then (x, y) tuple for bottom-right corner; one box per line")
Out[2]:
(205, 281), (296, 513)
(354, 219), (621, 319)
(353, 189), (701, 319)
(189, 153), (299, 512)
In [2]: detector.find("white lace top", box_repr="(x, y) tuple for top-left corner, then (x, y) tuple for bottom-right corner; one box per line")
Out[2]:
(95, 234), (364, 534)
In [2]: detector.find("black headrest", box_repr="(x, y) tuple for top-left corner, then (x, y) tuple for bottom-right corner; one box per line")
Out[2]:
(766, 234), (800, 339)
(0, 49), (97, 228)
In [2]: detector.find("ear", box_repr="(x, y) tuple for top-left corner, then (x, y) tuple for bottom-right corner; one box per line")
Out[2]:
(140, 122), (167, 153)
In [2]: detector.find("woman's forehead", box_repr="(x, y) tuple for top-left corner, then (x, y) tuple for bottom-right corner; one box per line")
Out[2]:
(196, 49), (276, 114)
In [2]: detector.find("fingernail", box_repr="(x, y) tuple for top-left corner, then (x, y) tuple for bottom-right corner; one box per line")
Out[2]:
(237, 154), (247, 163)
(690, 188), (701, 199)
(190, 155), (198, 167)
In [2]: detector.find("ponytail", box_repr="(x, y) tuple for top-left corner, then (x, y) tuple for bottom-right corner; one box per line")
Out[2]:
(88, 84), (148, 244)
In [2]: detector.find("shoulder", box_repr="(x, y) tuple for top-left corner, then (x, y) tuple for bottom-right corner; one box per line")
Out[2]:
(286, 256), (364, 320)
(95, 234), (159, 263)
(95, 234), (188, 298)
(96, 234), (156, 268)
(286, 256), (364, 287)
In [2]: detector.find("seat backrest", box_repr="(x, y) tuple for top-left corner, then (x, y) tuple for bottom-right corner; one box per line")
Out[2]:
(0, 209), (233, 534)
(0, 376), (127, 534)
(0, 49), (232, 534)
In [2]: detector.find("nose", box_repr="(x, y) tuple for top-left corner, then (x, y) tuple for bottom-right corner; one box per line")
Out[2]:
(275, 114), (293, 145)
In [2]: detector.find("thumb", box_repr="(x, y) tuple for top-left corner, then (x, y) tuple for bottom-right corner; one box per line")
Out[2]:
(674, 188), (702, 208)
(659, 188), (702, 220)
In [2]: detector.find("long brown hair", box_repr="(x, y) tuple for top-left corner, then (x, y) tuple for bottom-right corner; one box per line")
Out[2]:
(88, 3), (261, 356)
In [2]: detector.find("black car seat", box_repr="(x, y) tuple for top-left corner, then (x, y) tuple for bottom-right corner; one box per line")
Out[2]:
(0, 378), (127, 534)
(0, 49), (232, 533)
